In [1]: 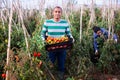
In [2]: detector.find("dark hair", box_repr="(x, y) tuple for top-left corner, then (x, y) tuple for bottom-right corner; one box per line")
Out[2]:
(92, 26), (101, 33)
(53, 6), (62, 12)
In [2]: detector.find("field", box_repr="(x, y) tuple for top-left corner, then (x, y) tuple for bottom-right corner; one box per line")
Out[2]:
(0, 0), (120, 80)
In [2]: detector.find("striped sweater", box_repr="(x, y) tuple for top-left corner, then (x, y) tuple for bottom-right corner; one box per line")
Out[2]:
(41, 19), (73, 40)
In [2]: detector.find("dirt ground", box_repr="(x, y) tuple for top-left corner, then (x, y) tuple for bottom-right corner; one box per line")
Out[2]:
(86, 67), (120, 80)
(87, 74), (120, 80)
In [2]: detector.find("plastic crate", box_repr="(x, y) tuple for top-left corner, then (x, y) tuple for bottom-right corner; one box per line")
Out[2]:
(45, 36), (73, 52)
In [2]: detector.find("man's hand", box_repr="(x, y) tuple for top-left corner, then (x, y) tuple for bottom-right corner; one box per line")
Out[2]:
(95, 50), (99, 55)
(72, 38), (75, 43)
(115, 39), (118, 43)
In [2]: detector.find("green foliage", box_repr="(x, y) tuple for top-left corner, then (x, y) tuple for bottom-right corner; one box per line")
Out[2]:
(11, 27), (26, 49)
(98, 40), (120, 73)
(45, 8), (53, 19)
(0, 7), (120, 79)
(17, 59), (45, 80)
(0, 22), (8, 53)
(65, 30), (93, 77)
(69, 11), (80, 31)
(0, 21), (8, 79)
(96, 36), (105, 48)
(0, 52), (6, 79)
(29, 20), (47, 61)
(24, 14), (37, 36)
(66, 77), (75, 80)
(6, 50), (46, 80)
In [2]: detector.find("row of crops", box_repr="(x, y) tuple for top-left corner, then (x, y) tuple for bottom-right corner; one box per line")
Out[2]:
(0, 5), (120, 80)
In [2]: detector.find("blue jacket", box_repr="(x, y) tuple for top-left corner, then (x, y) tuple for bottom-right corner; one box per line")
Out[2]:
(93, 28), (118, 51)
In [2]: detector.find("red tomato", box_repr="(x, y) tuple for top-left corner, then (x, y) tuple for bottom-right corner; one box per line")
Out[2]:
(60, 46), (63, 48)
(56, 46), (59, 48)
(33, 51), (37, 57)
(2, 73), (6, 78)
(51, 47), (55, 50)
(64, 45), (67, 48)
(37, 52), (41, 57)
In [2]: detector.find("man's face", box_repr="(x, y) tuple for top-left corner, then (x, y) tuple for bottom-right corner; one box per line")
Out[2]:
(96, 30), (102, 36)
(53, 8), (62, 20)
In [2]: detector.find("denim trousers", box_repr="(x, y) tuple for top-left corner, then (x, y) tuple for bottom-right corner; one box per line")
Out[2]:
(48, 50), (66, 72)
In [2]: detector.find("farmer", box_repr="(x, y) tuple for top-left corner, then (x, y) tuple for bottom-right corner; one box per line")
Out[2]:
(41, 6), (74, 79)
(91, 26), (118, 64)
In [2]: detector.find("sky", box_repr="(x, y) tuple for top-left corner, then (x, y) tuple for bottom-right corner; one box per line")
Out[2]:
(21, 0), (120, 9)
(1, 0), (120, 9)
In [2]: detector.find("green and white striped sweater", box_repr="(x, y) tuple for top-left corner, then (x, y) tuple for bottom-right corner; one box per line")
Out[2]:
(41, 19), (73, 40)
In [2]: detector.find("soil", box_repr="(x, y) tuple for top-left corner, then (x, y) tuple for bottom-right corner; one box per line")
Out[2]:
(86, 67), (120, 80)
(87, 74), (120, 80)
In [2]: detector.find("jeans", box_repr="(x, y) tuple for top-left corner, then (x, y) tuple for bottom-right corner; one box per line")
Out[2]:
(48, 50), (66, 72)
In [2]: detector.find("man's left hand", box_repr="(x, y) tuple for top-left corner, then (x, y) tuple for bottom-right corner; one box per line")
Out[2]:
(95, 50), (99, 55)
(115, 39), (118, 43)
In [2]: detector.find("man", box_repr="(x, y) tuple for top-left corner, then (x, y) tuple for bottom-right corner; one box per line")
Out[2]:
(41, 6), (74, 79)
(91, 26), (118, 63)
(93, 26), (118, 54)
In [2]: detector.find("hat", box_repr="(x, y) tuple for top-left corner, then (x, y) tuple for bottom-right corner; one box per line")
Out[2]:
(92, 26), (101, 33)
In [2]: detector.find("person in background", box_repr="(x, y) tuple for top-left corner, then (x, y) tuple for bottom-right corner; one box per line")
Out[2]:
(41, 6), (74, 79)
(91, 26), (118, 64)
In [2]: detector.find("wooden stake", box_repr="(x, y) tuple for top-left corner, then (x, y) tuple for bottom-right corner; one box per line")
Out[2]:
(80, 5), (83, 43)
(6, 1), (13, 80)
(87, 0), (95, 34)
(18, 1), (31, 58)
